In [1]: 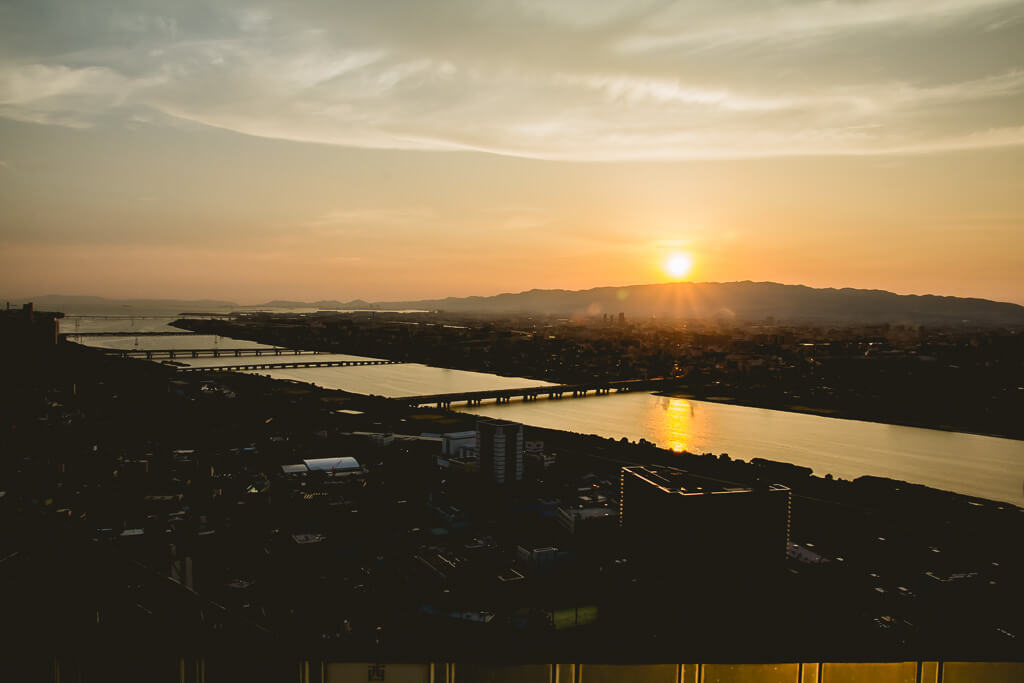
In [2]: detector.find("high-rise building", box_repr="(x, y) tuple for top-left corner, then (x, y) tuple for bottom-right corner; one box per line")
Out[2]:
(476, 419), (524, 484)
(619, 465), (790, 575)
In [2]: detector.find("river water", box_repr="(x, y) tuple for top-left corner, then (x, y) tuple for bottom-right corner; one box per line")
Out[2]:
(70, 320), (1024, 507)
(460, 393), (1024, 507)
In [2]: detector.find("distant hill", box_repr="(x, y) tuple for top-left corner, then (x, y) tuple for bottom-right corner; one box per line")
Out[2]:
(374, 281), (1024, 326)
(246, 299), (373, 310)
(9, 295), (238, 315)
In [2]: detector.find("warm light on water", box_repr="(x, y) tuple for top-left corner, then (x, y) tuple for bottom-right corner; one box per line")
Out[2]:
(79, 331), (1024, 507)
(665, 397), (692, 453)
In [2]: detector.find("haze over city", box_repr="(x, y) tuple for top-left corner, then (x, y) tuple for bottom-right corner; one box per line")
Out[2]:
(2, 0), (1024, 304)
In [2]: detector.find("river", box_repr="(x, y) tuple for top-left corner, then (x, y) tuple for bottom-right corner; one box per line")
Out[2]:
(460, 392), (1024, 507)
(70, 321), (1024, 507)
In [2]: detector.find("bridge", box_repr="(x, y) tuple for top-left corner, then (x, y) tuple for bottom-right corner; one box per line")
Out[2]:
(177, 359), (403, 372)
(106, 347), (318, 360)
(400, 378), (673, 408)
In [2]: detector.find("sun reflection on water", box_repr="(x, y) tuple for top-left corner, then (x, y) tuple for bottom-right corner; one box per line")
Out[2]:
(663, 397), (693, 453)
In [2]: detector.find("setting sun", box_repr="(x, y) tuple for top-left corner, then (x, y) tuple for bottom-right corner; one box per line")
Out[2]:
(665, 253), (694, 280)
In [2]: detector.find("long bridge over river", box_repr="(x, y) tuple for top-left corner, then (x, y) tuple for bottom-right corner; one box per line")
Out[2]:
(105, 347), (318, 359)
(401, 378), (673, 408)
(177, 359), (403, 372)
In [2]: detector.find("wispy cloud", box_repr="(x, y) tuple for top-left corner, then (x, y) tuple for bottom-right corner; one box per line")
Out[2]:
(615, 0), (1023, 52)
(0, 0), (1022, 160)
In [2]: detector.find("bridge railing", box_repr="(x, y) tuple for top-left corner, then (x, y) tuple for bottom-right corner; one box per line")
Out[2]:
(401, 378), (671, 406)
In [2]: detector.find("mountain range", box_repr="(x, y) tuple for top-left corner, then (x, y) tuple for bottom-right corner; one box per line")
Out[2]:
(11, 282), (1024, 325)
(375, 281), (1024, 325)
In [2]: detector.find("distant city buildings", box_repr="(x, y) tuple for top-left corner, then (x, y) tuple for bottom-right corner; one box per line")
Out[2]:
(476, 418), (524, 484)
(619, 465), (791, 575)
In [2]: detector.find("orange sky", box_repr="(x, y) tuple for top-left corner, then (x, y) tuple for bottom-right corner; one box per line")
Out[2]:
(1, 1), (1022, 304)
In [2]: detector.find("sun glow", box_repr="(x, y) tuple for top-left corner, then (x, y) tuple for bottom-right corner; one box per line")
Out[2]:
(665, 252), (694, 280)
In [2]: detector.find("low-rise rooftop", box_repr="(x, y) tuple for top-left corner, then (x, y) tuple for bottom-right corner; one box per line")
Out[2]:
(303, 456), (361, 472)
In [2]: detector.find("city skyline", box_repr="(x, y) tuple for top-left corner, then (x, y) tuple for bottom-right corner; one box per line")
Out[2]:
(2, 1), (1023, 304)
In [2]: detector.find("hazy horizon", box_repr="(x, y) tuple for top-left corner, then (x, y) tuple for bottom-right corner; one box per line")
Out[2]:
(8, 276), (1024, 309)
(2, 1), (1022, 304)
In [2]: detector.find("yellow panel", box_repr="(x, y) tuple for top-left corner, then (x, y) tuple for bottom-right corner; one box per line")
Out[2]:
(579, 664), (677, 683)
(326, 662), (431, 683)
(454, 664), (551, 683)
(703, 663), (800, 683)
(680, 664), (700, 683)
(919, 662), (939, 683)
(821, 662), (916, 683)
(555, 664), (574, 683)
(943, 662), (1024, 683)
(800, 663), (819, 683)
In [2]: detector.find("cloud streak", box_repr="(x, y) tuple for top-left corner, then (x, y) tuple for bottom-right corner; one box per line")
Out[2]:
(1, 0), (1022, 160)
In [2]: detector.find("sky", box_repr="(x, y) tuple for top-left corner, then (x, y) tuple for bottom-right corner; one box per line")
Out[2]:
(1, 0), (1022, 304)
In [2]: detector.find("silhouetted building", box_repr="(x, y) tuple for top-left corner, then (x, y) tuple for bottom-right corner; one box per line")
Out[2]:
(1, 302), (60, 351)
(476, 418), (523, 484)
(619, 465), (790, 576)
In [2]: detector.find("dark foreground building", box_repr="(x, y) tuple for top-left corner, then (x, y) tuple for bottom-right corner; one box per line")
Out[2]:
(619, 465), (791, 578)
(0, 302), (60, 351)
